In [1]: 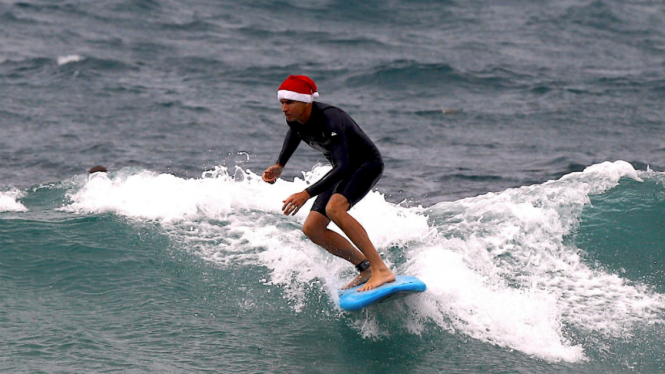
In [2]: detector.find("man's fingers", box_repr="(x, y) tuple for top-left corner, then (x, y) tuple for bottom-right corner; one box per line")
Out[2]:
(263, 164), (283, 184)
(282, 200), (301, 216)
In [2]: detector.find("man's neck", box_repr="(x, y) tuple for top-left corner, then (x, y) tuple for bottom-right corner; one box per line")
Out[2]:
(297, 103), (313, 124)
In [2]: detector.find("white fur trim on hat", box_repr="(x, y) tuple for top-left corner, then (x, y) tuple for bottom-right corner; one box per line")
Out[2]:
(277, 90), (319, 103)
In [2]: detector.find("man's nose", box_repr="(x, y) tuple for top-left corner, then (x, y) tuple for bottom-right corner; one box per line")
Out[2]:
(281, 103), (288, 112)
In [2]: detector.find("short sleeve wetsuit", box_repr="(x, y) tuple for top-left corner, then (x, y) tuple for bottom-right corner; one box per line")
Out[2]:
(276, 102), (384, 217)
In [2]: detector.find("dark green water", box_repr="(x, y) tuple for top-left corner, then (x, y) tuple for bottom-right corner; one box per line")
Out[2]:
(1, 164), (664, 372)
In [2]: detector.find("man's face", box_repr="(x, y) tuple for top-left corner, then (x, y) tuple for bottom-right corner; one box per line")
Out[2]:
(280, 99), (310, 123)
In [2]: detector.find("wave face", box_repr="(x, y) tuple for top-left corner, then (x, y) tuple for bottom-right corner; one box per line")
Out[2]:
(3, 161), (662, 372)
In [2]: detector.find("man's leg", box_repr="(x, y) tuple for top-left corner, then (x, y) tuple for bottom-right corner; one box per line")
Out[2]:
(303, 211), (370, 287)
(325, 193), (395, 291)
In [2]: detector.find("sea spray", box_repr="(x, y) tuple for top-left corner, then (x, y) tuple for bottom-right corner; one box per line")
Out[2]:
(0, 188), (27, 212)
(61, 161), (665, 363)
(410, 161), (663, 361)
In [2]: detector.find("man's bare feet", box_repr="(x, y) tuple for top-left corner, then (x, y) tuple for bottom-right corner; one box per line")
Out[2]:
(357, 267), (395, 292)
(342, 269), (372, 290)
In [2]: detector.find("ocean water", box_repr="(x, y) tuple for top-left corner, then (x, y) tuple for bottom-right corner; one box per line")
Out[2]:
(1, 0), (664, 373)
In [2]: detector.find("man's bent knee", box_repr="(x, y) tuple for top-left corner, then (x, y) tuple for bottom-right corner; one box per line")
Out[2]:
(325, 194), (350, 221)
(302, 221), (319, 240)
(303, 212), (330, 241)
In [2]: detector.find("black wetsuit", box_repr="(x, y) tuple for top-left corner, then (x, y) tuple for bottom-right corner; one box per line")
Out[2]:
(276, 102), (383, 217)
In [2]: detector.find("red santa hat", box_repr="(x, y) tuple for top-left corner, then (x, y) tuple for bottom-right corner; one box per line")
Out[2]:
(277, 75), (319, 103)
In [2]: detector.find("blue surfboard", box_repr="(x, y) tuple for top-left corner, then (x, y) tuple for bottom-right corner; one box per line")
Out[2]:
(338, 275), (426, 311)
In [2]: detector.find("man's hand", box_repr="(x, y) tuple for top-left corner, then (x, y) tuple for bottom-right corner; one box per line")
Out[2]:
(262, 164), (284, 184)
(282, 190), (311, 216)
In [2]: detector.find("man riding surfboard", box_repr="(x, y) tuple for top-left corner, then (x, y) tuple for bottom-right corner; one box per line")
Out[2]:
(263, 75), (395, 292)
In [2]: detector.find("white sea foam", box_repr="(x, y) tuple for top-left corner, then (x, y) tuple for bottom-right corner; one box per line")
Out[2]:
(57, 54), (83, 65)
(411, 160), (663, 362)
(0, 188), (27, 212)
(63, 161), (665, 363)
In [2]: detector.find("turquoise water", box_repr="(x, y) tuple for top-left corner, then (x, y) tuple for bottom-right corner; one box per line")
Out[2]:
(574, 177), (665, 293)
(2, 0), (665, 372)
(1, 163), (664, 372)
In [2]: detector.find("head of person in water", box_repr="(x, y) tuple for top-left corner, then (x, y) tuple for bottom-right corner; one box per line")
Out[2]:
(88, 165), (107, 174)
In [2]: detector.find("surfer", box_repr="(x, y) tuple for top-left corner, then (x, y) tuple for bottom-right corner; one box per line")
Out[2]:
(263, 75), (395, 292)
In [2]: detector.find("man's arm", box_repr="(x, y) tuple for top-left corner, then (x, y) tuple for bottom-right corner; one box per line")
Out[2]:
(276, 128), (301, 167)
(283, 128), (350, 215)
(263, 129), (301, 184)
(304, 125), (350, 197)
